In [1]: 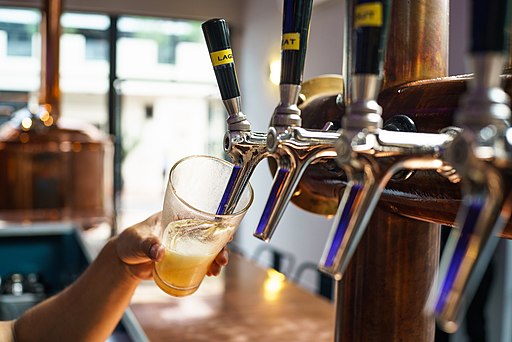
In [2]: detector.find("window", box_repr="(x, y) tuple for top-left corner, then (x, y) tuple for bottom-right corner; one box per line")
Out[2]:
(85, 36), (108, 61)
(7, 26), (32, 57)
(0, 7), (224, 228)
(59, 13), (110, 130)
(0, 9), (39, 57)
(116, 15), (221, 226)
(0, 9), (40, 93)
(61, 13), (110, 62)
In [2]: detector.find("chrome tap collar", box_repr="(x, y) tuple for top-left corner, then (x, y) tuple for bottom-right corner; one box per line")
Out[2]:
(470, 53), (506, 90)
(351, 74), (381, 102)
(223, 97), (252, 132)
(271, 84), (302, 127)
(456, 89), (511, 130)
(342, 74), (383, 134)
(456, 53), (511, 130)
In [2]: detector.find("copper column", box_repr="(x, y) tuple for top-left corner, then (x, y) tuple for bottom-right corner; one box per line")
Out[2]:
(39, 0), (61, 118)
(336, 1), (448, 341)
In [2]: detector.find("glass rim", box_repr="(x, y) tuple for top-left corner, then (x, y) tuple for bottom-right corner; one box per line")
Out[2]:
(168, 154), (254, 218)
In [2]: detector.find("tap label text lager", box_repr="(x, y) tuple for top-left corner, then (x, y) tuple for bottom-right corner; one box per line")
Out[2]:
(210, 49), (234, 67)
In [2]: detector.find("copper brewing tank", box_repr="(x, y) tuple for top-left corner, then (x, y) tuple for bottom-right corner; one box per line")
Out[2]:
(0, 0), (113, 227)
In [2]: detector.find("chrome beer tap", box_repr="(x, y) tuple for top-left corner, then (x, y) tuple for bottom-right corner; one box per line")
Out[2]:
(202, 19), (269, 215)
(432, 0), (512, 332)
(319, 0), (459, 279)
(254, 0), (342, 242)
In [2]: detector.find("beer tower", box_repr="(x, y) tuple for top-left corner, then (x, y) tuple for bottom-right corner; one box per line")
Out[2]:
(205, 0), (512, 340)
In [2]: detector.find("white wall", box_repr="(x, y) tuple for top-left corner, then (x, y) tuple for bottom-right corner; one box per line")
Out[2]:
(233, 0), (344, 292)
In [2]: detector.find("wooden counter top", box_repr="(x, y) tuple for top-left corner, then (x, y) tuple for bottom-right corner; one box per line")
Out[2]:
(129, 253), (335, 342)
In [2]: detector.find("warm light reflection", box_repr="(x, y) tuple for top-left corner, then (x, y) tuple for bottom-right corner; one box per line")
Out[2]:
(21, 117), (32, 130)
(19, 133), (29, 143)
(269, 59), (281, 86)
(40, 110), (50, 122)
(263, 268), (286, 301)
(43, 116), (54, 127)
(72, 142), (82, 152)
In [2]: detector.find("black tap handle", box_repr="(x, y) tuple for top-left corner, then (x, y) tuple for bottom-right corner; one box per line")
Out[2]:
(471, 0), (510, 53)
(353, 0), (390, 75)
(202, 18), (240, 100)
(280, 0), (314, 85)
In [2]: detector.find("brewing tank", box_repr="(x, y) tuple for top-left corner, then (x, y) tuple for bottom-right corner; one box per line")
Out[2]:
(0, 0), (113, 228)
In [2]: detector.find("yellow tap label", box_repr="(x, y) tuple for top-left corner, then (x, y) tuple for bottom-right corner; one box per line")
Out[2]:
(355, 2), (383, 28)
(281, 33), (300, 50)
(210, 49), (234, 67)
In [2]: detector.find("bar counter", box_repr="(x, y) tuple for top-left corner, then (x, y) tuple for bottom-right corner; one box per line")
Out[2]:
(129, 253), (335, 342)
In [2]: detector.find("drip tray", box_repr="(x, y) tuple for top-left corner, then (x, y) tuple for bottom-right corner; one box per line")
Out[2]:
(0, 223), (148, 342)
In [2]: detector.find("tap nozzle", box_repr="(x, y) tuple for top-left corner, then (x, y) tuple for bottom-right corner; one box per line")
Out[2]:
(202, 18), (269, 214)
(254, 127), (340, 242)
(431, 0), (512, 332)
(253, 0), (319, 240)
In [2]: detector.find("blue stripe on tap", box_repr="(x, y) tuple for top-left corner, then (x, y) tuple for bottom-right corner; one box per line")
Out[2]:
(255, 168), (290, 235)
(216, 164), (242, 215)
(324, 183), (363, 268)
(435, 198), (485, 314)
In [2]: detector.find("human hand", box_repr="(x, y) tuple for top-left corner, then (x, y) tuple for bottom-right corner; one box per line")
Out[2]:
(115, 213), (229, 280)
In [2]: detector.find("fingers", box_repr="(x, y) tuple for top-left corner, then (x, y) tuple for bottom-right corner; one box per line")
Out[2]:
(216, 246), (229, 266)
(127, 262), (156, 280)
(116, 213), (164, 265)
(206, 246), (229, 276)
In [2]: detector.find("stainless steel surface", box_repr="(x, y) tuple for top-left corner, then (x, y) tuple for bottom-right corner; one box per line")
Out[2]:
(456, 53), (510, 129)
(470, 54), (506, 89)
(254, 126), (340, 242)
(351, 74), (381, 103)
(432, 48), (512, 332)
(255, 75), (344, 241)
(270, 84), (303, 128)
(319, 128), (457, 278)
(221, 130), (268, 215)
(223, 97), (251, 132)
(346, 74), (382, 134)
(318, 0), (455, 282)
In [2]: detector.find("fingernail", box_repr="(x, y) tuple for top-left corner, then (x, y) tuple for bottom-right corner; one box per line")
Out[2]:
(150, 243), (160, 260)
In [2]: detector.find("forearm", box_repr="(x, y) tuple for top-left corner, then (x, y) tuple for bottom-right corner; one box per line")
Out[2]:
(14, 238), (140, 342)
(0, 321), (14, 342)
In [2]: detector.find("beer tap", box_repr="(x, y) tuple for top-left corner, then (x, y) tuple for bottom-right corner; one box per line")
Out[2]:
(254, 0), (342, 242)
(432, 0), (512, 332)
(318, 0), (459, 279)
(202, 19), (268, 215)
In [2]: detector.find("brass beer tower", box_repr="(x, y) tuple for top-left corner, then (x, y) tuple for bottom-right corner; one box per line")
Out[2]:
(204, 0), (512, 341)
